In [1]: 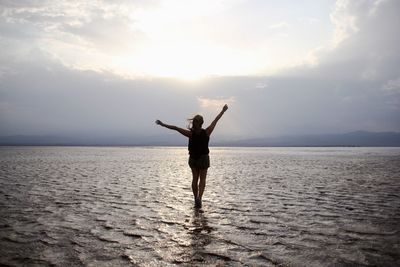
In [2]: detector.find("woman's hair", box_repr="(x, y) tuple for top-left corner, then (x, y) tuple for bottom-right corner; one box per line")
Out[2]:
(187, 114), (204, 130)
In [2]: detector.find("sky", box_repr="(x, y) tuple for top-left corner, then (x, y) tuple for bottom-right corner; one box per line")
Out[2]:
(0, 0), (399, 141)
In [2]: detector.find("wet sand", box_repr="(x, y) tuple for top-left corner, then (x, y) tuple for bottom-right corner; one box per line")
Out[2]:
(0, 146), (399, 266)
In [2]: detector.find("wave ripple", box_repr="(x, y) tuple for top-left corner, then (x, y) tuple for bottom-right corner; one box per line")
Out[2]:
(1, 146), (400, 266)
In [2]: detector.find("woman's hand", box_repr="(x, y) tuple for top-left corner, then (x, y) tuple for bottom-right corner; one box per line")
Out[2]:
(155, 120), (163, 126)
(222, 104), (228, 113)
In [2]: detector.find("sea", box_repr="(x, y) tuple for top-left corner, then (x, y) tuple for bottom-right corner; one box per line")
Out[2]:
(0, 146), (399, 266)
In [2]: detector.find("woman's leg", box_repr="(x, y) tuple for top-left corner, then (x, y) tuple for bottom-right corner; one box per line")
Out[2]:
(191, 168), (200, 199)
(198, 168), (208, 201)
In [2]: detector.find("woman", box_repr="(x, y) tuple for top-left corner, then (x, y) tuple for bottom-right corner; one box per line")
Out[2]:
(155, 104), (228, 208)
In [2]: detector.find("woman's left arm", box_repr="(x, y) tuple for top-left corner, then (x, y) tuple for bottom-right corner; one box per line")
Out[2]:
(206, 104), (228, 136)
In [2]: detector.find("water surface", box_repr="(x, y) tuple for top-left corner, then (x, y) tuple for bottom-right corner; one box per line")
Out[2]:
(0, 146), (399, 266)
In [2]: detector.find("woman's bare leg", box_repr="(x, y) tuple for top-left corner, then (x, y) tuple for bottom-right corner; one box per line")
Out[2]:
(198, 168), (208, 201)
(191, 168), (200, 199)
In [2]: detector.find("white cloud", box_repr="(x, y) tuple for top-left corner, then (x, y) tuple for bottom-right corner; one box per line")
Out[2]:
(0, 1), (144, 70)
(382, 77), (400, 92)
(330, 0), (360, 45)
(368, 0), (389, 16)
(268, 22), (289, 29)
(292, 0), (399, 83)
(0, 1), (336, 79)
(255, 82), (268, 89)
(197, 97), (235, 108)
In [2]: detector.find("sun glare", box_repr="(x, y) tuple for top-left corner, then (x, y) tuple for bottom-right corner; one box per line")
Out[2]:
(115, 1), (263, 81)
(117, 41), (261, 81)
(104, 1), (329, 81)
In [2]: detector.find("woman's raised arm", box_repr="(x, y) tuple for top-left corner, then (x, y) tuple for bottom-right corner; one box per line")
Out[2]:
(155, 120), (192, 138)
(206, 104), (228, 136)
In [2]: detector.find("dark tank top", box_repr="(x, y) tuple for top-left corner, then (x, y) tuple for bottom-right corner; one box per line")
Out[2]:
(188, 129), (209, 159)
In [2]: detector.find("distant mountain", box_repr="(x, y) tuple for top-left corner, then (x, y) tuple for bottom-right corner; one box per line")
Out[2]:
(0, 131), (400, 147)
(215, 131), (400, 147)
(0, 134), (187, 146)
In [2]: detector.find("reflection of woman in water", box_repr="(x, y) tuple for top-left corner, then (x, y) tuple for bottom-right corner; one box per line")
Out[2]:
(156, 104), (228, 208)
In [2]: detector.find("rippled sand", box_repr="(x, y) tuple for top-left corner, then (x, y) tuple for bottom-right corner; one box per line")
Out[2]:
(0, 146), (400, 266)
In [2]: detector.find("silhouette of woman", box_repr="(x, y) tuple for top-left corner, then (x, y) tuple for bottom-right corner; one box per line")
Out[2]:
(156, 104), (228, 208)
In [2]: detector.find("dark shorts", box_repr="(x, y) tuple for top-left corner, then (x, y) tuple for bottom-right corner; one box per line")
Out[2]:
(188, 154), (210, 169)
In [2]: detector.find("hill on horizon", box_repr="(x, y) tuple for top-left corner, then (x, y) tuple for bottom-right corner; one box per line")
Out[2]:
(0, 131), (400, 147)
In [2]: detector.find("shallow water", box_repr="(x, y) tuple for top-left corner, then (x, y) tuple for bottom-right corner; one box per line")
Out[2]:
(0, 146), (400, 266)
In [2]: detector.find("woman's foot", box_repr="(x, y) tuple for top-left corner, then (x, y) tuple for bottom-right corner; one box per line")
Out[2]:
(195, 197), (202, 208)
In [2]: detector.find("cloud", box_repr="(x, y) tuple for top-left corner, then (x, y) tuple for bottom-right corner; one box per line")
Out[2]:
(0, 0), (399, 139)
(0, 0), (335, 78)
(0, 1), (148, 74)
(268, 22), (289, 29)
(291, 0), (400, 82)
(255, 82), (268, 89)
(330, 0), (361, 45)
(0, 51), (399, 139)
(382, 77), (400, 92)
(197, 97), (235, 109)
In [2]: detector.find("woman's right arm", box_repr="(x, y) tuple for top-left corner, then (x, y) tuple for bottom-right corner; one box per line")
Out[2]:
(155, 120), (192, 138)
